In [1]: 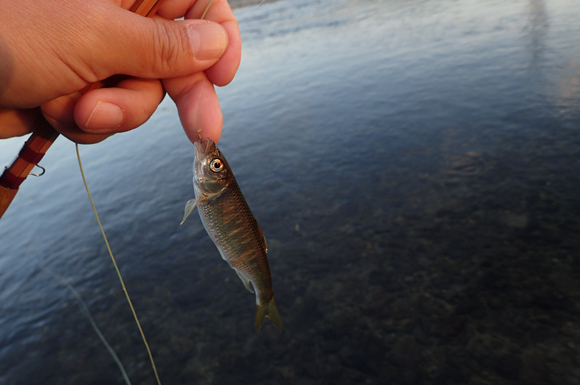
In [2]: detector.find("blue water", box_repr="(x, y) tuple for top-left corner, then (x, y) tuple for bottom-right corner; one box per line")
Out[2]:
(1, 0), (580, 384)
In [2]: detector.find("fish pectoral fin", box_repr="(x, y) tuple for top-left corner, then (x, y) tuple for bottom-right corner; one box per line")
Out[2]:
(234, 268), (254, 293)
(258, 223), (268, 253)
(180, 198), (200, 225)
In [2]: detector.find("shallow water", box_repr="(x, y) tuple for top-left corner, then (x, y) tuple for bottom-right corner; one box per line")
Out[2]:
(1, 0), (580, 384)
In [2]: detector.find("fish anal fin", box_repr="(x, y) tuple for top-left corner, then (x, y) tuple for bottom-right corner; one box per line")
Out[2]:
(255, 298), (282, 332)
(234, 268), (254, 293)
(180, 198), (200, 225)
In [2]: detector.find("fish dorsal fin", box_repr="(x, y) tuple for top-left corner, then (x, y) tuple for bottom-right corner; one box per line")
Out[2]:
(258, 224), (268, 253)
(234, 268), (254, 293)
(180, 198), (200, 225)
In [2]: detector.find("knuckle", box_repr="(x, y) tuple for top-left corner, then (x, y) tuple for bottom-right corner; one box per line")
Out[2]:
(151, 22), (195, 74)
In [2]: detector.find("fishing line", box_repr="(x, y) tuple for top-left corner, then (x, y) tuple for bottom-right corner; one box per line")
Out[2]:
(75, 144), (162, 385)
(72, 2), (218, 384)
(41, 266), (133, 385)
(201, 0), (215, 19)
(237, 0), (267, 20)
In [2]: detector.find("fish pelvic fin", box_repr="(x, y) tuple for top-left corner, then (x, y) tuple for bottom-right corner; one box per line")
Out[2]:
(255, 298), (282, 332)
(234, 269), (255, 293)
(180, 198), (200, 225)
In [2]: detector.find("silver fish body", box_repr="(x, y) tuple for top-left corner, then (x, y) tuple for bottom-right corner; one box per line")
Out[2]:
(181, 138), (282, 331)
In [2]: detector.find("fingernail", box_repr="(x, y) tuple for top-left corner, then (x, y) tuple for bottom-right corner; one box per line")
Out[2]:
(189, 22), (228, 61)
(85, 101), (124, 131)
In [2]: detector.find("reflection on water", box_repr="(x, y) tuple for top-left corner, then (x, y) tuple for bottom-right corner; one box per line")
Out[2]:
(1, 0), (580, 384)
(527, 0), (548, 67)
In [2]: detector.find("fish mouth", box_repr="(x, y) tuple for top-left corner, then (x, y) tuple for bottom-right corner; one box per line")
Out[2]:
(193, 137), (217, 187)
(194, 137), (216, 160)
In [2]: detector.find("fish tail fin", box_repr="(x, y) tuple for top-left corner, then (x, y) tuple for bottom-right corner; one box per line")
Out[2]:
(255, 298), (282, 332)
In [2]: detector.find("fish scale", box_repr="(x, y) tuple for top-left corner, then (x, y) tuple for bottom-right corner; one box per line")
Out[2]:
(181, 138), (282, 331)
(199, 179), (272, 299)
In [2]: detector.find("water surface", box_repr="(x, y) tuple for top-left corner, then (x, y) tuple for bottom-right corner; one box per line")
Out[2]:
(1, 0), (580, 384)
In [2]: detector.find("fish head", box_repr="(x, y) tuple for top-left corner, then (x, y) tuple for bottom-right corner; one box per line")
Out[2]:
(193, 138), (232, 196)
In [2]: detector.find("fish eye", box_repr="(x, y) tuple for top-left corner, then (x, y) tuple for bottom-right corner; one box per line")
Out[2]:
(209, 158), (224, 173)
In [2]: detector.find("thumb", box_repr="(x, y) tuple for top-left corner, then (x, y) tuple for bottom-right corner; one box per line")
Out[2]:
(93, 16), (229, 80)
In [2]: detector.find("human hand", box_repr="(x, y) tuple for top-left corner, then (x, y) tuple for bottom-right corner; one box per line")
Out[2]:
(0, 0), (241, 144)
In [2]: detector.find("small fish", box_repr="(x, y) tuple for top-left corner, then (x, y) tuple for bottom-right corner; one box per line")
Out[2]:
(181, 138), (282, 331)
